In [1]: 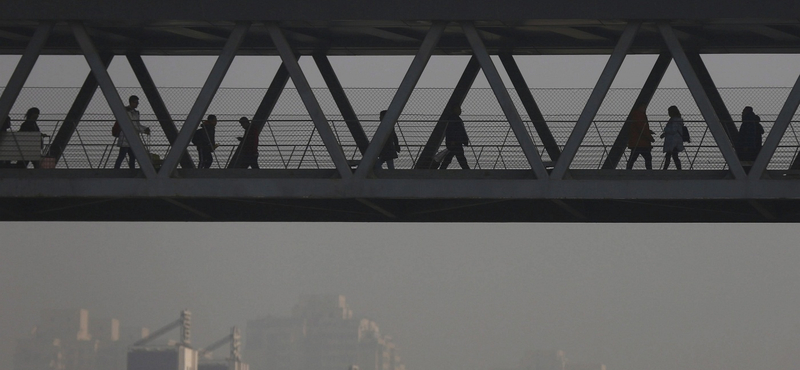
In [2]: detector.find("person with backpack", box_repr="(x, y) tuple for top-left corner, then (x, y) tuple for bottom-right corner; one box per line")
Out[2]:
(113, 95), (150, 169)
(736, 106), (764, 163)
(17, 107), (50, 169)
(660, 105), (685, 170)
(193, 114), (219, 169)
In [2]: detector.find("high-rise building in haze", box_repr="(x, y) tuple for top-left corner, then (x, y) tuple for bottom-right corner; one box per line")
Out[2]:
(520, 350), (566, 370)
(564, 364), (605, 370)
(246, 295), (404, 370)
(519, 350), (604, 370)
(14, 309), (146, 370)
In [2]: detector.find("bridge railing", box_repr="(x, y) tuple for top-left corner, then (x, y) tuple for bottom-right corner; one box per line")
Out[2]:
(4, 117), (800, 171)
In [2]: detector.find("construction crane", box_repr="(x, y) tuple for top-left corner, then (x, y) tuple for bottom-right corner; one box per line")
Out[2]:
(198, 327), (241, 361)
(133, 310), (191, 347)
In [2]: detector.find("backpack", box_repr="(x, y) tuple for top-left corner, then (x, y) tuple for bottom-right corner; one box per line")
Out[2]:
(112, 121), (121, 137)
(192, 128), (204, 146)
(681, 126), (691, 143)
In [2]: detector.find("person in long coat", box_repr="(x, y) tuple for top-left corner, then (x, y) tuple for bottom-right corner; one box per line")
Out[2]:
(626, 102), (655, 170)
(660, 105), (684, 170)
(736, 106), (764, 162)
(375, 110), (400, 170)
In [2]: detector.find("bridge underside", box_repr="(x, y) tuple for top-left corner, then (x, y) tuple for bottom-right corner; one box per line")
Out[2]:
(4, 1), (800, 222)
(3, 197), (799, 222)
(0, 169), (798, 222)
(4, 20), (800, 56)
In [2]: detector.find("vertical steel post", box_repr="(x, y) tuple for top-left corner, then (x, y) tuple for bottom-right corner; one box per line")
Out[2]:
(314, 53), (370, 155)
(659, 23), (746, 179)
(499, 53), (561, 162)
(159, 22), (250, 178)
(127, 54), (195, 169)
(551, 22), (640, 180)
(268, 23), (352, 179)
(601, 52), (671, 169)
(462, 22), (548, 179)
(72, 22), (157, 178)
(354, 22), (446, 178)
(0, 22), (53, 124)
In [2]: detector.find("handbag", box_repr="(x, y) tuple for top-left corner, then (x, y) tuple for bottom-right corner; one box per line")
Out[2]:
(433, 148), (450, 162)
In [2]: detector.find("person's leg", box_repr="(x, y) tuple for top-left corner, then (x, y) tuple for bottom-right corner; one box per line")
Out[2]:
(199, 148), (213, 169)
(673, 152), (682, 170)
(663, 152), (671, 170)
(386, 158), (395, 170)
(114, 148), (127, 169)
(250, 155), (260, 169)
(626, 149), (640, 170)
(127, 148), (136, 169)
(374, 158), (384, 171)
(642, 149), (652, 170)
(453, 146), (469, 169)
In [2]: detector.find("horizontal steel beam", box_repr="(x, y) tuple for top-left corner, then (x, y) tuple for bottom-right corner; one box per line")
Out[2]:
(2, 175), (800, 199)
(1, 0), (796, 21)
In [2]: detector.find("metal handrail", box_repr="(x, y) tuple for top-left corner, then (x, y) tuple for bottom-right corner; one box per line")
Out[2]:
(1, 117), (795, 171)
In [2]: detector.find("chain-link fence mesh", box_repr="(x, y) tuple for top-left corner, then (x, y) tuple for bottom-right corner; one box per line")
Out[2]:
(2, 86), (799, 170)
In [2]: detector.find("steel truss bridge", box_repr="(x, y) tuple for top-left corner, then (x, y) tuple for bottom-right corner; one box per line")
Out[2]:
(3, 0), (800, 222)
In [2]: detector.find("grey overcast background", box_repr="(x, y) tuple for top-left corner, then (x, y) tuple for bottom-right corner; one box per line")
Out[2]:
(3, 54), (800, 370)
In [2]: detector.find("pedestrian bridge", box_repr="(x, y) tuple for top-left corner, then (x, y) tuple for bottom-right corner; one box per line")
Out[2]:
(3, 0), (800, 221)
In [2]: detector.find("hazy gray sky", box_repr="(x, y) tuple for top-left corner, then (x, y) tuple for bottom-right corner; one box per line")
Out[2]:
(3, 223), (800, 370)
(3, 54), (800, 370)
(3, 54), (800, 89)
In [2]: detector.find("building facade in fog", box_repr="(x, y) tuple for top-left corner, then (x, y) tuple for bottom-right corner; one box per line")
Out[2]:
(14, 309), (147, 370)
(520, 350), (566, 370)
(564, 364), (605, 370)
(246, 295), (404, 370)
(520, 350), (604, 370)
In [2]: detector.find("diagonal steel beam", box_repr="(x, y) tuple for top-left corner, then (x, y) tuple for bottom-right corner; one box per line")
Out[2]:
(415, 56), (481, 169)
(463, 22), (548, 179)
(602, 52), (672, 169)
(227, 61), (293, 169)
(268, 23), (352, 179)
(551, 22), (640, 180)
(127, 53), (195, 169)
(685, 52), (738, 143)
(659, 23), (746, 180)
(499, 52), (561, 162)
(0, 22), (53, 125)
(47, 53), (112, 164)
(313, 53), (370, 155)
(72, 22), (157, 178)
(750, 73), (800, 177)
(354, 22), (446, 178)
(159, 22), (250, 178)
